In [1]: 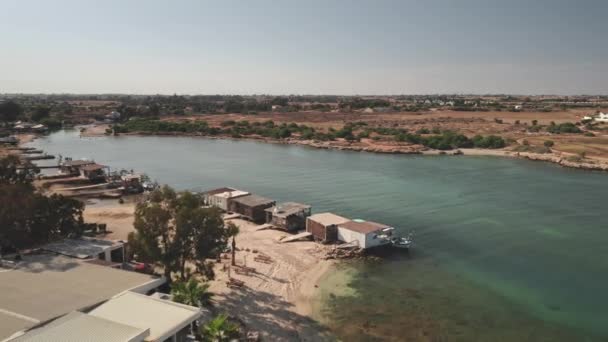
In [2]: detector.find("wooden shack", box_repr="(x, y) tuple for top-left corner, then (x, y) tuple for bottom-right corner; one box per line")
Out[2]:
(79, 163), (107, 181)
(264, 202), (312, 232)
(306, 212), (350, 243)
(228, 194), (275, 223)
(60, 159), (95, 175)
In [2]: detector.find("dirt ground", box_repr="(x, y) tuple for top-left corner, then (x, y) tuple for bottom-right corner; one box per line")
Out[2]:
(81, 201), (336, 340)
(208, 218), (334, 341)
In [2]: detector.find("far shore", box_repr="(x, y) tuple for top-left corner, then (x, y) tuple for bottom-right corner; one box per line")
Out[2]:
(79, 124), (608, 172)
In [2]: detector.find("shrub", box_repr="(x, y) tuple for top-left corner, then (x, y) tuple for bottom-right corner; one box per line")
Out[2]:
(584, 132), (595, 137)
(544, 140), (554, 147)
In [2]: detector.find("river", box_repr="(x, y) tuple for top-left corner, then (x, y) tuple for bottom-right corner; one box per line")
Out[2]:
(27, 130), (608, 341)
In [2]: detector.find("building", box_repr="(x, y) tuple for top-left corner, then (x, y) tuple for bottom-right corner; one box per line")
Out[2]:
(0, 253), (163, 340)
(264, 202), (312, 231)
(336, 219), (395, 249)
(596, 112), (608, 123)
(60, 159), (95, 175)
(79, 163), (108, 181)
(88, 291), (202, 342)
(306, 212), (350, 242)
(228, 194), (276, 223)
(7, 311), (149, 342)
(42, 237), (126, 263)
(203, 187), (249, 211)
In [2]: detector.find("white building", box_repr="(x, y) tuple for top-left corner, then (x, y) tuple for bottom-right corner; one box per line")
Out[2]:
(203, 187), (250, 211)
(336, 219), (395, 249)
(596, 112), (608, 123)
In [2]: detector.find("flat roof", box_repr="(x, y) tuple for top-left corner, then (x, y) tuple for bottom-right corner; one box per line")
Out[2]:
(0, 313), (33, 341)
(203, 187), (235, 196)
(0, 253), (161, 340)
(338, 220), (391, 234)
(231, 194), (275, 207)
(308, 212), (350, 226)
(80, 163), (106, 172)
(7, 311), (148, 342)
(215, 190), (249, 199)
(61, 160), (94, 167)
(265, 202), (311, 217)
(42, 238), (123, 259)
(89, 292), (201, 342)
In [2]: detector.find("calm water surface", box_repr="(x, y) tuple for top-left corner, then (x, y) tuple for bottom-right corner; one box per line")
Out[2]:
(29, 130), (608, 341)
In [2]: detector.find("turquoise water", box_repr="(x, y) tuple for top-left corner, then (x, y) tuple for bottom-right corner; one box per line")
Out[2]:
(29, 131), (608, 340)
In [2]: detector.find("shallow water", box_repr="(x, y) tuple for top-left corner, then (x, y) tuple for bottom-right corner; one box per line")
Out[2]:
(29, 130), (608, 340)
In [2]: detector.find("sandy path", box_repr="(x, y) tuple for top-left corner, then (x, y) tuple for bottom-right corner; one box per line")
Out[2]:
(82, 199), (136, 241)
(208, 219), (335, 341)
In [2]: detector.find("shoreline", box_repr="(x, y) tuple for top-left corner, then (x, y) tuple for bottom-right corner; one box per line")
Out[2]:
(80, 125), (608, 172)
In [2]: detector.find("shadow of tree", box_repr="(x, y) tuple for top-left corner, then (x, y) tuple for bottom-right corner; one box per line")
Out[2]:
(213, 285), (335, 341)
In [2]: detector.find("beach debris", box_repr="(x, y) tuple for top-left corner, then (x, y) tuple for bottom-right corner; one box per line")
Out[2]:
(246, 331), (260, 341)
(227, 277), (245, 288)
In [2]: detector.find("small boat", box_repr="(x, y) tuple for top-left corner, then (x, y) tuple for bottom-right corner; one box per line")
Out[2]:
(391, 234), (413, 249)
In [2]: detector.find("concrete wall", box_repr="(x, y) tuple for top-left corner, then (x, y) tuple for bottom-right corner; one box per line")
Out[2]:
(337, 227), (366, 248)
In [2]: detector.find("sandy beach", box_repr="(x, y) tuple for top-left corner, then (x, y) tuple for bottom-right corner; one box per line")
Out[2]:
(82, 200), (336, 340)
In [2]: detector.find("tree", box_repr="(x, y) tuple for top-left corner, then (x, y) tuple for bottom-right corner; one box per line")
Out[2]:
(225, 222), (239, 266)
(201, 314), (240, 342)
(130, 185), (232, 283)
(171, 278), (214, 307)
(31, 105), (51, 122)
(0, 100), (23, 122)
(0, 156), (85, 255)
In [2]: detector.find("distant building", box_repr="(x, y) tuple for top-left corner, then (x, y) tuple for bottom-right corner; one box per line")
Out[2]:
(228, 194), (276, 223)
(306, 212), (350, 243)
(514, 105), (523, 111)
(264, 202), (312, 231)
(203, 187), (250, 211)
(596, 112), (608, 123)
(336, 219), (395, 249)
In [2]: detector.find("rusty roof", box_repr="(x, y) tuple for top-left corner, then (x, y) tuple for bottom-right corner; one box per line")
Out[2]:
(231, 194), (275, 207)
(338, 220), (391, 234)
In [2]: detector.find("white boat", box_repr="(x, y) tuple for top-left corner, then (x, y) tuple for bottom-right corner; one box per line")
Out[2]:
(391, 234), (413, 249)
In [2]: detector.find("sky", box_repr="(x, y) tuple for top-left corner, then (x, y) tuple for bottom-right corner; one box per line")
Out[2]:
(1, 0), (607, 95)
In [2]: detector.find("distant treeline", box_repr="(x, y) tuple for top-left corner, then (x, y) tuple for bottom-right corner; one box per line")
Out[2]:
(112, 118), (507, 150)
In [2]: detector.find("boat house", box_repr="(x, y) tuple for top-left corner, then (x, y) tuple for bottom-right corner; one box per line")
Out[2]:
(228, 194), (276, 223)
(60, 159), (95, 175)
(203, 187), (250, 211)
(79, 163), (108, 181)
(265, 202), (312, 231)
(306, 212), (350, 243)
(337, 219), (395, 249)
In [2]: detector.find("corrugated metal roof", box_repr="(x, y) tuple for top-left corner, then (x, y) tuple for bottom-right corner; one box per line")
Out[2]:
(7, 311), (148, 342)
(89, 292), (201, 342)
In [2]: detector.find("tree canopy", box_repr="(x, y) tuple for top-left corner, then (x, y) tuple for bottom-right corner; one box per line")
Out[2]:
(128, 185), (235, 282)
(0, 156), (85, 255)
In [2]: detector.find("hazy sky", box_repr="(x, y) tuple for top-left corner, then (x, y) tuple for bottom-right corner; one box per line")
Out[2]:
(1, 0), (607, 95)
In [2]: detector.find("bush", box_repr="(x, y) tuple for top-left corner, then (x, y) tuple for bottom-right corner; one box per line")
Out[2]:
(546, 122), (581, 134)
(584, 132), (595, 137)
(544, 140), (554, 147)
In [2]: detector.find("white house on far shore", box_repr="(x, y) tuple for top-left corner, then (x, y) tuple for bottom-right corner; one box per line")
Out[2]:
(583, 112), (608, 123)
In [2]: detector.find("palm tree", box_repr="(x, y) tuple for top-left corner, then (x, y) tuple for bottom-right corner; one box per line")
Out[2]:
(171, 279), (214, 339)
(225, 222), (239, 266)
(171, 278), (214, 308)
(200, 314), (240, 342)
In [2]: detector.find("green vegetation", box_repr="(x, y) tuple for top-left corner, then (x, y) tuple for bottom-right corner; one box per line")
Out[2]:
(114, 118), (507, 150)
(0, 156), (86, 255)
(128, 185), (234, 282)
(0, 101), (23, 122)
(546, 122), (581, 134)
(544, 140), (554, 147)
(171, 279), (214, 308)
(201, 314), (240, 342)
